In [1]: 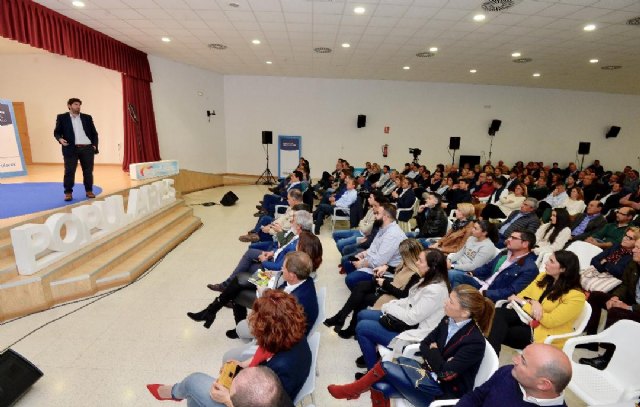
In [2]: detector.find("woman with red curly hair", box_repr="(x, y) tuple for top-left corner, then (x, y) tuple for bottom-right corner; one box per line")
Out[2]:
(146, 290), (311, 406)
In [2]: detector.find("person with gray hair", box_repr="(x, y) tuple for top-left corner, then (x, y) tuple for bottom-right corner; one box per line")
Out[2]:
(496, 197), (541, 248)
(456, 343), (572, 406)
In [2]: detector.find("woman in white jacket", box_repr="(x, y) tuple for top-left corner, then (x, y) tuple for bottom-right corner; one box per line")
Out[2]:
(480, 184), (527, 220)
(534, 207), (572, 266)
(353, 249), (450, 371)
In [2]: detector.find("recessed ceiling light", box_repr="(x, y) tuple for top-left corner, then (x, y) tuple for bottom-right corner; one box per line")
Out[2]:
(511, 52), (521, 57)
(161, 37), (171, 43)
(470, 69), (477, 73)
(403, 66), (410, 70)
(342, 43), (351, 48)
(532, 73), (541, 77)
(589, 59), (599, 64)
(473, 14), (486, 22)
(354, 7), (365, 14)
(266, 61), (272, 64)
(229, 2), (240, 7)
(429, 47), (438, 52)
(314, 47), (332, 53)
(72, 1), (85, 7)
(583, 24), (596, 31)
(416, 52), (435, 58)
(252, 39), (261, 45)
(601, 65), (622, 70)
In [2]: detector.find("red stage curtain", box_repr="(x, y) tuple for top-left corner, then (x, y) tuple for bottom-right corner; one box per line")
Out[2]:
(122, 74), (161, 170)
(0, 0), (161, 170)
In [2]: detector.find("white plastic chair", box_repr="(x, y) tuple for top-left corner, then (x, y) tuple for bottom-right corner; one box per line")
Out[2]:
(331, 206), (350, 231)
(294, 332), (320, 406)
(566, 240), (603, 270)
(309, 287), (326, 335)
(563, 320), (640, 406)
(392, 340), (499, 407)
(398, 198), (419, 233)
(493, 301), (592, 347)
(274, 204), (288, 219)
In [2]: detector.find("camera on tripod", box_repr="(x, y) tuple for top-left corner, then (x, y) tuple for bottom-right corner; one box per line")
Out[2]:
(409, 148), (422, 163)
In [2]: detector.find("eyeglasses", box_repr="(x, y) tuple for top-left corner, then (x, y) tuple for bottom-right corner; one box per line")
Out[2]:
(623, 234), (635, 240)
(507, 235), (523, 241)
(618, 211), (632, 216)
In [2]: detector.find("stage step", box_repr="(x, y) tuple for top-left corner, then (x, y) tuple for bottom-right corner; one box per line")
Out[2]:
(0, 199), (201, 321)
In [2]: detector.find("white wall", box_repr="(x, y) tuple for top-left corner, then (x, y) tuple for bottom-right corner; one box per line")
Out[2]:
(149, 55), (226, 174)
(224, 76), (640, 177)
(0, 52), (123, 163)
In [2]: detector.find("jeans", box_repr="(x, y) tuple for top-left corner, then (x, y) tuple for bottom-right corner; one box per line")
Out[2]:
(345, 270), (373, 290)
(448, 270), (482, 289)
(224, 248), (262, 286)
(333, 230), (362, 252)
(251, 215), (274, 241)
(262, 194), (284, 216)
(172, 372), (225, 407)
(356, 309), (397, 369)
(249, 241), (276, 251)
(314, 203), (335, 229)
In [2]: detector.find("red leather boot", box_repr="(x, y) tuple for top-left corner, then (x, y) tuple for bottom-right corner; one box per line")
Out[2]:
(370, 388), (391, 407)
(327, 361), (386, 400)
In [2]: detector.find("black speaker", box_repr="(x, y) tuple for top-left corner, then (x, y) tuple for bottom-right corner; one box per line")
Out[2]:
(606, 126), (620, 138)
(0, 349), (43, 406)
(261, 131), (273, 145)
(578, 142), (591, 155)
(220, 191), (239, 206)
(449, 137), (461, 150)
(357, 115), (366, 128)
(488, 119), (501, 136)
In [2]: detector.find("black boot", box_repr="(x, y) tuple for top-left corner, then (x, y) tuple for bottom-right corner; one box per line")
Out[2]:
(336, 316), (357, 339)
(324, 311), (347, 328)
(187, 298), (223, 329)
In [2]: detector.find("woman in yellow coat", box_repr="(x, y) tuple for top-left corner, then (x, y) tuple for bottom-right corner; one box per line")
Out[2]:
(487, 250), (585, 355)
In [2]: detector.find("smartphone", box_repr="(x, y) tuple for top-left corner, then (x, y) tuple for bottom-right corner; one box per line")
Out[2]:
(217, 361), (242, 390)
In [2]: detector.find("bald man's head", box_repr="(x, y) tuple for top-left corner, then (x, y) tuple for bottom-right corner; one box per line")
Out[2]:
(230, 366), (293, 407)
(512, 343), (572, 397)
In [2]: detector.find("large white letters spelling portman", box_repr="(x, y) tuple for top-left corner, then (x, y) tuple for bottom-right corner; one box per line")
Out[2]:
(10, 179), (176, 276)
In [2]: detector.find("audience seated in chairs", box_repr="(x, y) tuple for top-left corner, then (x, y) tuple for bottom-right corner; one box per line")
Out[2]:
(449, 230), (538, 303)
(582, 207), (636, 250)
(579, 237), (640, 370)
(324, 239), (423, 338)
(445, 177), (472, 213)
(481, 183), (527, 220)
(257, 170), (303, 217)
(496, 197), (540, 247)
(327, 284), (495, 407)
(427, 202), (476, 253)
(569, 200), (606, 241)
(391, 175), (416, 221)
(456, 343), (572, 407)
(147, 290), (311, 405)
(333, 191), (383, 257)
(447, 220), (499, 282)
(341, 203), (407, 290)
(239, 188), (304, 244)
(488, 250), (585, 355)
(313, 176), (358, 235)
(410, 192), (448, 241)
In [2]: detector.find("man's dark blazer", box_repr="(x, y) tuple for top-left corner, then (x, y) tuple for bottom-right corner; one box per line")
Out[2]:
(290, 278), (319, 335)
(263, 338), (311, 401)
(499, 211), (540, 237)
(571, 213), (607, 241)
(473, 251), (539, 302)
(54, 112), (99, 156)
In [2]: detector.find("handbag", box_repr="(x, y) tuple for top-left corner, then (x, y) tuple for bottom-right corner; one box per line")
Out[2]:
(379, 313), (418, 332)
(580, 265), (622, 293)
(393, 356), (444, 395)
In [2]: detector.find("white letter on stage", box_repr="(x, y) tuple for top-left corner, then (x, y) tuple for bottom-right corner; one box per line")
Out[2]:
(10, 224), (51, 276)
(45, 213), (87, 252)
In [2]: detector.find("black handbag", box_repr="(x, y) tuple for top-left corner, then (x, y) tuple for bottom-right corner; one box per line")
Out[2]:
(379, 313), (418, 332)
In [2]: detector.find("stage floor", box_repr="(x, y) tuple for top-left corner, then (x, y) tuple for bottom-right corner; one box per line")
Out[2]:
(0, 164), (144, 228)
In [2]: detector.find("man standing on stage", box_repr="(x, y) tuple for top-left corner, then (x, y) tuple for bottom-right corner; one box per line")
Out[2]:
(54, 98), (99, 201)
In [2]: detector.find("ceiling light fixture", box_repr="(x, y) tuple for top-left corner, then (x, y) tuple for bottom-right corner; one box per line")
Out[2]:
(473, 14), (486, 22)
(513, 57), (532, 63)
(72, 1), (85, 7)
(354, 7), (365, 14)
(208, 43), (228, 50)
(161, 37), (171, 43)
(583, 24), (596, 31)
(601, 65), (622, 70)
(415, 52), (435, 58)
(627, 16), (640, 25)
(229, 2), (240, 7)
(252, 39), (261, 45)
(589, 59), (599, 64)
(470, 69), (477, 73)
(482, 0), (517, 12)
(266, 61), (272, 64)
(314, 47), (332, 53)
(532, 73), (541, 77)
(342, 43), (351, 48)
(403, 66), (410, 70)
(429, 47), (438, 52)
(511, 52), (521, 57)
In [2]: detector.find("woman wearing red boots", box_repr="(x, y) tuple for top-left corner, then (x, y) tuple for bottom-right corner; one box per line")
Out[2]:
(327, 284), (495, 406)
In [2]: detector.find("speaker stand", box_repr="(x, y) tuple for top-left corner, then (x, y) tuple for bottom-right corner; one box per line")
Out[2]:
(488, 135), (495, 162)
(579, 154), (586, 171)
(451, 149), (458, 166)
(256, 144), (278, 185)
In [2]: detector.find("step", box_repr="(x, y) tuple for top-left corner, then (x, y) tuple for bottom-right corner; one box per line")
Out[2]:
(48, 205), (196, 302)
(95, 216), (201, 290)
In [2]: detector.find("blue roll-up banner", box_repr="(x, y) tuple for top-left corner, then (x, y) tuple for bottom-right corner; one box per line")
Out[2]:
(277, 135), (301, 178)
(0, 99), (27, 178)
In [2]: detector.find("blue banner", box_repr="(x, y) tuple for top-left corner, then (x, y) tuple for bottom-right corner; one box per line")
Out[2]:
(0, 99), (27, 178)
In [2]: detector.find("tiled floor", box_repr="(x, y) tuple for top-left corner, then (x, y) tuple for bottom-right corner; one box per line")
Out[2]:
(3, 185), (591, 406)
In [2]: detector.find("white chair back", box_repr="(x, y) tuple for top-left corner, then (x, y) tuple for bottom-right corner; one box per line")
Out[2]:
(543, 302), (592, 345)
(566, 240), (603, 270)
(294, 332), (320, 406)
(309, 287), (326, 335)
(563, 320), (640, 406)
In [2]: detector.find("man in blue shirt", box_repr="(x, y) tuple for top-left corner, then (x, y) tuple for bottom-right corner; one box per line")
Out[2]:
(313, 176), (358, 234)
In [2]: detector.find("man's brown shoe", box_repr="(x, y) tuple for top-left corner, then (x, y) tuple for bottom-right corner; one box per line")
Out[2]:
(239, 233), (260, 243)
(86, 191), (96, 199)
(64, 193), (73, 201)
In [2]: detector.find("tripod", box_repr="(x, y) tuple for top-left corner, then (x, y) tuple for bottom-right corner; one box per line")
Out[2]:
(256, 144), (278, 185)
